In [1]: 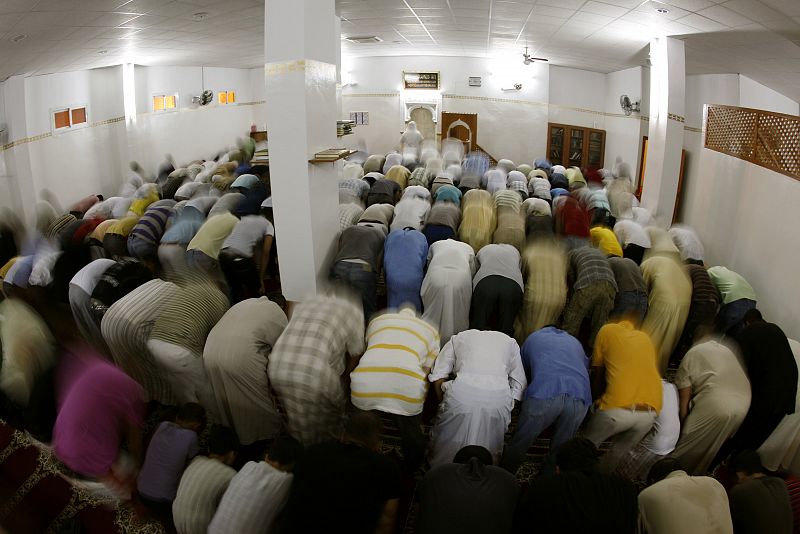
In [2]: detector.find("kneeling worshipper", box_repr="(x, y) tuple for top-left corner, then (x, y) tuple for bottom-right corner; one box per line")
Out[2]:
(147, 271), (229, 408)
(383, 228), (428, 312)
(126, 199), (176, 268)
(561, 246), (617, 347)
(492, 190), (526, 251)
(350, 308), (440, 472)
(52, 347), (145, 496)
(390, 195), (430, 232)
(672, 328), (751, 474)
(458, 189), (496, 253)
(707, 266), (757, 334)
(421, 238), (476, 345)
(637, 457), (734, 534)
(203, 297), (288, 445)
(515, 237), (567, 341)
(267, 293), (365, 445)
(423, 201), (461, 245)
(728, 450), (794, 534)
(613, 218), (650, 265)
(469, 243), (524, 337)
(158, 198), (211, 278)
(218, 211), (274, 303)
(101, 278), (180, 405)
(758, 338), (800, 472)
(673, 263), (720, 364)
(643, 226), (682, 263)
(367, 177), (401, 206)
(102, 216), (139, 259)
(641, 254), (692, 374)
(185, 211), (239, 275)
(668, 225), (705, 265)
(608, 256), (648, 324)
(427, 329), (526, 467)
(68, 258), (115, 353)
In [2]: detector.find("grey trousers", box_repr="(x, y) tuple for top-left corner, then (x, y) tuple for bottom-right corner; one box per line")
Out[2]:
(69, 284), (110, 355)
(583, 407), (657, 473)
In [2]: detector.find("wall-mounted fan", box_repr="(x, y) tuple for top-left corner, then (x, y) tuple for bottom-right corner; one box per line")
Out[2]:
(192, 90), (214, 106)
(522, 47), (548, 65)
(620, 94), (641, 116)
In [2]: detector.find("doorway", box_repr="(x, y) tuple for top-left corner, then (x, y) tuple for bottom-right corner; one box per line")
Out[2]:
(409, 107), (436, 144)
(441, 112), (478, 152)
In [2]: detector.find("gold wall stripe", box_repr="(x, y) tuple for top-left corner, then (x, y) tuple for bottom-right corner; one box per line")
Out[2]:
(668, 112), (686, 123)
(684, 125), (702, 133)
(342, 93), (401, 98)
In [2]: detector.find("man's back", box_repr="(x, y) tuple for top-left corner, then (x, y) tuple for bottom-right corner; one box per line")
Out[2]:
(638, 471), (733, 534)
(417, 458), (519, 534)
(737, 322), (798, 415)
(729, 476), (793, 534)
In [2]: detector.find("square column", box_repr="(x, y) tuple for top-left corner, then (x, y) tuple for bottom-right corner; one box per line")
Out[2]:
(264, 0), (340, 301)
(641, 37), (686, 225)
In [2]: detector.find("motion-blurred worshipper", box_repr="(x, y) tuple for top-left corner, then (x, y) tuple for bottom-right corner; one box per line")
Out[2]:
(363, 154), (385, 175)
(383, 228), (427, 312)
(673, 263), (720, 364)
(428, 329), (526, 467)
(207, 191), (245, 218)
(707, 265), (757, 334)
(514, 438), (638, 534)
(459, 189), (496, 253)
(68, 258), (115, 352)
(417, 446), (519, 534)
(421, 238), (476, 344)
(390, 195), (430, 232)
(728, 450), (793, 534)
(385, 164), (411, 190)
(126, 199), (175, 268)
(515, 237), (567, 341)
(422, 201), (461, 245)
(367, 177), (401, 207)
(52, 347), (145, 495)
(643, 226), (682, 263)
(493, 190), (526, 251)
(350, 308), (440, 472)
(672, 327), (751, 475)
(267, 293), (365, 445)
(668, 225), (705, 265)
(640, 255), (692, 374)
(137, 402), (204, 510)
(147, 271), (229, 407)
(209, 436), (304, 534)
(158, 198), (210, 277)
(589, 224), (623, 257)
(469, 243), (523, 337)
(485, 168), (507, 195)
(608, 256), (648, 324)
(283, 411), (402, 534)
(561, 246), (617, 347)
(90, 257), (153, 309)
(584, 317), (662, 472)
(338, 202), (364, 232)
(714, 310), (798, 466)
(218, 210), (274, 302)
(185, 211), (238, 274)
(67, 194), (102, 217)
(502, 327), (591, 475)
(637, 457), (734, 534)
(613, 218), (650, 265)
(400, 120), (424, 154)
(554, 194), (590, 250)
(203, 297), (287, 445)
(172, 425), (239, 534)
(339, 176), (370, 207)
(102, 215), (139, 259)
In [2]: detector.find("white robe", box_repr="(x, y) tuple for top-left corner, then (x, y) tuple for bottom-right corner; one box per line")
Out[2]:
(421, 240), (476, 345)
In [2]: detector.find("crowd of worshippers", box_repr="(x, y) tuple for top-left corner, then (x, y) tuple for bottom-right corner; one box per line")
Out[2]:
(0, 128), (798, 534)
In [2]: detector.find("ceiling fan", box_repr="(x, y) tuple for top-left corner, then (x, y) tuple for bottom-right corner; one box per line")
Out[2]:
(522, 46), (548, 65)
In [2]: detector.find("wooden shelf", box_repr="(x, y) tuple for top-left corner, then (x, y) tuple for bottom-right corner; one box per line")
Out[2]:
(309, 149), (355, 163)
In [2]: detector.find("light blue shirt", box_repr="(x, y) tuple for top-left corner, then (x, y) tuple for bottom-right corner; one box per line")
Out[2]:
(520, 327), (591, 405)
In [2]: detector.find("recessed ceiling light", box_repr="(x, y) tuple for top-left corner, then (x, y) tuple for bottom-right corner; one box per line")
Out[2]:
(10, 34), (27, 43)
(98, 49), (108, 54)
(192, 12), (209, 21)
(655, 7), (670, 13)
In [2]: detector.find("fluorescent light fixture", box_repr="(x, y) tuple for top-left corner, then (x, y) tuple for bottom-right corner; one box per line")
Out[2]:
(122, 62), (137, 124)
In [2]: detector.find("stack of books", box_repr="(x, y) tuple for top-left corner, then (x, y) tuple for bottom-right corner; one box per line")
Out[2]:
(336, 120), (355, 136)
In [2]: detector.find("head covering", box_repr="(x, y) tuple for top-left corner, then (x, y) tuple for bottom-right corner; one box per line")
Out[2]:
(497, 159), (515, 173)
(402, 185), (431, 202)
(261, 197), (273, 208)
(231, 173), (261, 190)
(363, 155), (386, 174)
(362, 172), (384, 187)
(516, 164), (533, 176)
(566, 167), (587, 190)
(383, 153), (403, 174)
(507, 170), (527, 185)
(534, 159), (552, 174)
(385, 165), (410, 189)
(358, 203), (394, 227)
(523, 197), (552, 217)
(552, 164), (566, 175)
(434, 185), (462, 206)
(430, 173), (454, 196)
(343, 163), (364, 180)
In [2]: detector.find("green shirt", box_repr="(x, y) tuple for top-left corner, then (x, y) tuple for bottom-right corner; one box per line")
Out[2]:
(707, 266), (756, 305)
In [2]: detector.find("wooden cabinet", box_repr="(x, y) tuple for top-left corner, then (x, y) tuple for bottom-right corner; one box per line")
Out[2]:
(547, 123), (605, 170)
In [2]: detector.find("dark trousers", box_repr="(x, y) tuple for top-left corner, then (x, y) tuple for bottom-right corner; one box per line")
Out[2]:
(394, 413), (426, 473)
(219, 249), (260, 303)
(716, 298), (756, 335)
(330, 260), (377, 322)
(672, 300), (718, 365)
(623, 244), (645, 265)
(470, 275), (523, 337)
(422, 225), (455, 246)
(102, 233), (128, 259)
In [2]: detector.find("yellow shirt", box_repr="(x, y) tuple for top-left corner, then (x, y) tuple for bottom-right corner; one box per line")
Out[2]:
(106, 216), (139, 237)
(590, 226), (623, 257)
(128, 189), (159, 216)
(0, 256), (19, 280)
(592, 320), (663, 412)
(187, 213), (239, 259)
(89, 219), (118, 241)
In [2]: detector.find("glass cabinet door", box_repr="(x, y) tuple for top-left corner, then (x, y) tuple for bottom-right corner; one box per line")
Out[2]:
(549, 125), (564, 165)
(568, 128), (584, 167)
(588, 130), (604, 168)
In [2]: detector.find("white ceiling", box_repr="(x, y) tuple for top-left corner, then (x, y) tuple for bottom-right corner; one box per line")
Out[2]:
(0, 0), (799, 101)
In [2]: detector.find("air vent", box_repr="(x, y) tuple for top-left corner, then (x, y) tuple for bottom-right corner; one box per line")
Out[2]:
(344, 36), (383, 44)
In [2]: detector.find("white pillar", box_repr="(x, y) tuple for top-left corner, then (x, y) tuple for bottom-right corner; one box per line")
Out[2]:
(641, 37), (685, 226)
(1, 76), (37, 225)
(264, 0), (340, 301)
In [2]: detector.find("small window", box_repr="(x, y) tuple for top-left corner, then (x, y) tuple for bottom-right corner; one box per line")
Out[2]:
(153, 93), (178, 112)
(227, 91), (235, 104)
(51, 105), (89, 133)
(217, 91), (236, 105)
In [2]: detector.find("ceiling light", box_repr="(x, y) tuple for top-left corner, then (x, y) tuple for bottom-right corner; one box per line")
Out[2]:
(192, 12), (209, 21)
(655, 7), (670, 13)
(344, 36), (383, 44)
(10, 34), (27, 43)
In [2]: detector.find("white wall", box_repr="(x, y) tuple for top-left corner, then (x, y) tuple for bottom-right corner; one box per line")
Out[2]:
(739, 75), (800, 116)
(548, 66), (606, 128)
(604, 67), (647, 178)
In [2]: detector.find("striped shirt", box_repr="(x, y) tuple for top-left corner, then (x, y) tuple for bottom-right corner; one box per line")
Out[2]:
(350, 309), (440, 416)
(209, 461), (293, 534)
(339, 203), (364, 232)
(569, 246), (617, 291)
(339, 179), (370, 205)
(494, 190), (522, 213)
(149, 279), (229, 356)
(687, 264), (721, 306)
(129, 203), (174, 245)
(172, 456), (236, 534)
(267, 295), (365, 445)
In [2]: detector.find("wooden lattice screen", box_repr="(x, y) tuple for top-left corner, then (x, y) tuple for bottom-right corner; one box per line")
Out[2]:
(705, 104), (800, 181)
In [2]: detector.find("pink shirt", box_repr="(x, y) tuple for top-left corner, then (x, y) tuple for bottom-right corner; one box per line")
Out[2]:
(53, 356), (144, 477)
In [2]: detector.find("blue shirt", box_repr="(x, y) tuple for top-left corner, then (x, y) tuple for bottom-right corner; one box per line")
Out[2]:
(520, 327), (591, 405)
(384, 228), (428, 311)
(161, 206), (205, 246)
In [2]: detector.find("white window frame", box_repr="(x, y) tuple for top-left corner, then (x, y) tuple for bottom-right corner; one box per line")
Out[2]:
(50, 103), (90, 135)
(216, 90), (237, 106)
(152, 92), (180, 113)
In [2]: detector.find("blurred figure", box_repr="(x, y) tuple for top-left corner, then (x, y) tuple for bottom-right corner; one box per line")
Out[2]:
(391, 195), (429, 232)
(460, 152), (489, 192)
(608, 256), (648, 324)
(493, 190), (525, 251)
(218, 210), (274, 302)
(421, 239), (476, 344)
(613, 218), (650, 265)
(203, 297), (288, 444)
(469, 243), (523, 337)
(673, 264), (720, 364)
(638, 457), (733, 534)
(384, 228), (428, 312)
(400, 121), (424, 155)
(267, 293), (365, 445)
(707, 266), (757, 334)
(555, 195), (590, 250)
(669, 225), (705, 265)
(428, 329), (526, 467)
(363, 154), (385, 175)
(366, 177), (401, 206)
(423, 201), (461, 245)
(417, 446), (519, 534)
(350, 308), (440, 472)
(561, 247), (617, 347)
(52, 346), (145, 497)
(459, 189), (496, 253)
(185, 212), (239, 277)
(127, 199), (176, 269)
(515, 238), (567, 342)
(68, 258), (115, 353)
(729, 450), (793, 534)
